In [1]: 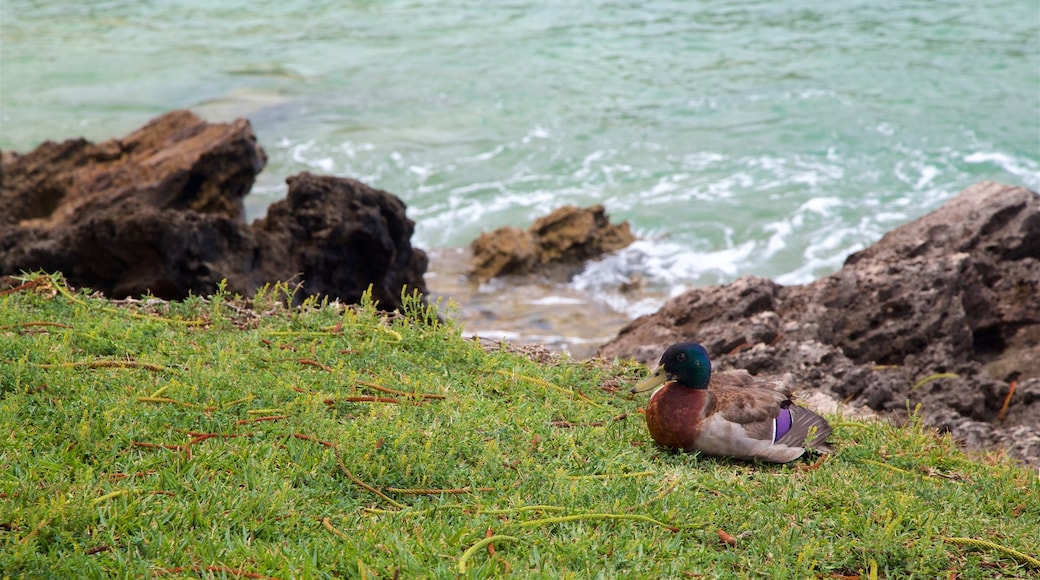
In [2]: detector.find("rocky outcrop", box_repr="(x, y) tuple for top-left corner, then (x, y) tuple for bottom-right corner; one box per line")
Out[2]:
(255, 172), (428, 309)
(0, 110), (427, 310)
(1, 109), (264, 225)
(469, 204), (635, 282)
(600, 182), (1040, 465)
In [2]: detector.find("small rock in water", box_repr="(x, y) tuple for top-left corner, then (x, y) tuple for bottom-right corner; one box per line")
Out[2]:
(469, 204), (635, 282)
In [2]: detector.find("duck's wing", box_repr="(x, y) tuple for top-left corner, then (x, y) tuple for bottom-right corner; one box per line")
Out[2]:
(708, 371), (756, 389)
(703, 381), (833, 462)
(711, 384), (830, 447)
(710, 371), (794, 398)
(709, 385), (787, 426)
(697, 387), (806, 462)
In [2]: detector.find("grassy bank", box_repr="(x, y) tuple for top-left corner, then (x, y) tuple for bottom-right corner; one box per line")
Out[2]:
(1, 273), (1036, 578)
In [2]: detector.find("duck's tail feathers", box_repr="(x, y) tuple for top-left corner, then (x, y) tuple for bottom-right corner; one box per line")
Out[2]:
(775, 404), (833, 452)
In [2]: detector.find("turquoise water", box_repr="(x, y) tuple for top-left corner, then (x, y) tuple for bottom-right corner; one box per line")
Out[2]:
(2, 1), (1038, 307)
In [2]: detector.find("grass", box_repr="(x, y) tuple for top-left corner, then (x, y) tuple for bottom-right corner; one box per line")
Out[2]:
(1, 272), (1037, 579)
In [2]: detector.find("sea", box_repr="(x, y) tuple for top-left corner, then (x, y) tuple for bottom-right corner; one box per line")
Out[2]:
(2, 0), (1038, 356)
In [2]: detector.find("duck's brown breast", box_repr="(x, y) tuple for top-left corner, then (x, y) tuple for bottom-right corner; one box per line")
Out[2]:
(644, 384), (708, 450)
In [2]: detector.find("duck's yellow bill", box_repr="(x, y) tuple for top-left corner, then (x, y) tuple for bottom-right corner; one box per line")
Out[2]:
(630, 368), (667, 394)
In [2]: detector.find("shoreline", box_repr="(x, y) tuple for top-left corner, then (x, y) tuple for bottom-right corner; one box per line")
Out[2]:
(425, 247), (656, 359)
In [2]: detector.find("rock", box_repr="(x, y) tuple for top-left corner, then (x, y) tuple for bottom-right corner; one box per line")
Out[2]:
(254, 172), (429, 309)
(600, 182), (1040, 466)
(1, 109), (265, 225)
(0, 111), (428, 310)
(469, 204), (635, 282)
(469, 226), (538, 281)
(530, 204), (636, 265)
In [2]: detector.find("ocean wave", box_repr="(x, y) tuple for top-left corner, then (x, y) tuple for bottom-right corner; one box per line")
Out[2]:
(964, 151), (1040, 189)
(255, 125), (1038, 308)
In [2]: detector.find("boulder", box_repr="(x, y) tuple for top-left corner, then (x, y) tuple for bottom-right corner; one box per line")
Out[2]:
(1, 109), (264, 225)
(254, 172), (429, 309)
(600, 182), (1040, 465)
(469, 226), (538, 281)
(0, 111), (428, 310)
(469, 204), (635, 282)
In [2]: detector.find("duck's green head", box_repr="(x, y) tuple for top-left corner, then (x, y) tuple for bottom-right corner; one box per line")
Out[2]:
(630, 342), (712, 394)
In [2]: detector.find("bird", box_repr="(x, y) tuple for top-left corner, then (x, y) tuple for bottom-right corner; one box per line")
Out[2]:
(630, 342), (832, 463)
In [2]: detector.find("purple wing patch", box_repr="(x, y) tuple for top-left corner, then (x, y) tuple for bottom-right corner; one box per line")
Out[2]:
(774, 407), (793, 443)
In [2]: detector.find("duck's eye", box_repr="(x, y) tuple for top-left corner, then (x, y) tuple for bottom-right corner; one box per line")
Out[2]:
(676, 352), (687, 362)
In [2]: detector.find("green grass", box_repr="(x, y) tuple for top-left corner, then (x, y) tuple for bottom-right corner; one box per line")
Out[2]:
(1, 272), (1037, 579)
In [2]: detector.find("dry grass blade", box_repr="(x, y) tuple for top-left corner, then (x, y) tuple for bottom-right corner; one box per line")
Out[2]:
(942, 536), (1040, 569)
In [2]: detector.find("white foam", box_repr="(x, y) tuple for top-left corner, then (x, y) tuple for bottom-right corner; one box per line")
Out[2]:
(524, 296), (587, 306)
(338, 140), (374, 159)
(522, 125), (551, 143)
(768, 223), (795, 254)
(566, 239), (765, 318)
(289, 140), (335, 173)
(681, 151), (727, 169)
(799, 196), (843, 214)
(408, 163), (434, 178)
(460, 144), (505, 162)
(965, 151), (1040, 187)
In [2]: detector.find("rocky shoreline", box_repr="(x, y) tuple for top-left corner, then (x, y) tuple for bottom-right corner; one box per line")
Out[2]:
(2, 111), (1037, 466)
(0, 110), (427, 311)
(600, 181), (1040, 466)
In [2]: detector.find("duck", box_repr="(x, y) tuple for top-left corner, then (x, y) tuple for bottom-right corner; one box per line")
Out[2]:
(630, 342), (832, 463)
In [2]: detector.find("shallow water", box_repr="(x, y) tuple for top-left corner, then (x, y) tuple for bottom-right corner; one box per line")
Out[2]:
(2, 0), (1038, 351)
(426, 248), (660, 358)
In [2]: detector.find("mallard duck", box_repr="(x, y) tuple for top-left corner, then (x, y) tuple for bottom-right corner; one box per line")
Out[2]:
(630, 342), (832, 463)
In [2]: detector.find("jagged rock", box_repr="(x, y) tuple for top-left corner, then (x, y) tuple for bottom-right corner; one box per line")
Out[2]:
(530, 203), (636, 264)
(469, 204), (635, 282)
(0, 111), (428, 310)
(254, 172), (428, 309)
(599, 182), (1040, 466)
(1, 109), (264, 225)
(469, 226), (538, 281)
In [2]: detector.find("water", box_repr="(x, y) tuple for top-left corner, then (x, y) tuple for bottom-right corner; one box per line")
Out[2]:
(2, 1), (1038, 354)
